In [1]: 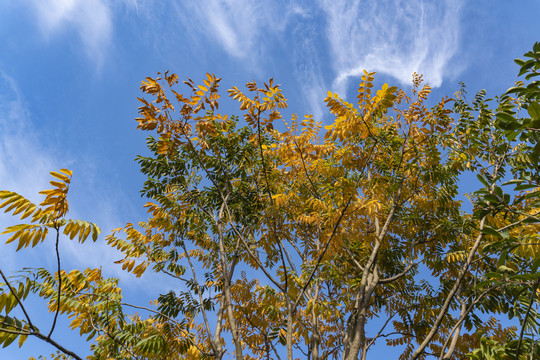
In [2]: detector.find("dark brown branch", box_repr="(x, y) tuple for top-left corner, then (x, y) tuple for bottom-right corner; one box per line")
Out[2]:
(515, 278), (540, 359)
(48, 224), (61, 338)
(0, 268), (35, 330)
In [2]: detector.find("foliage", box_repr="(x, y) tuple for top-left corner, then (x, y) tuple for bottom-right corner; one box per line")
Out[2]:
(1, 44), (539, 360)
(0, 170), (100, 360)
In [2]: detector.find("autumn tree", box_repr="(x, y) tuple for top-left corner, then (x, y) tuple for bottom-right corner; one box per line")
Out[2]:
(1, 43), (539, 360)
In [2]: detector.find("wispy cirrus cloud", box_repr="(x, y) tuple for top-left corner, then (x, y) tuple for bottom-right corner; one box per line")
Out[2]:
(177, 0), (463, 115)
(180, 0), (304, 60)
(0, 71), (128, 281)
(320, 0), (463, 95)
(176, 1), (328, 117)
(291, 13), (328, 121)
(27, 0), (113, 68)
(0, 71), (62, 271)
(0, 72), (57, 204)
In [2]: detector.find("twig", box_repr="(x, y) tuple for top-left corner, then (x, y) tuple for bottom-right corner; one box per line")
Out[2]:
(515, 279), (540, 359)
(48, 225), (62, 338)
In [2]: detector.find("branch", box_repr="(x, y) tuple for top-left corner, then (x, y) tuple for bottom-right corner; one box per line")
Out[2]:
(378, 260), (416, 284)
(180, 238), (219, 357)
(412, 154), (507, 359)
(365, 312), (396, 350)
(48, 225), (61, 338)
(120, 302), (212, 357)
(292, 138), (321, 200)
(0, 268), (35, 330)
(33, 331), (84, 360)
(515, 278), (540, 360)
(254, 107), (291, 293)
(217, 199), (243, 360)
(410, 216), (487, 359)
(497, 210), (540, 232)
(293, 141), (380, 311)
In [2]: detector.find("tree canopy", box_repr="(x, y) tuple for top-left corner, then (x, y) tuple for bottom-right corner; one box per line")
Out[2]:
(1, 43), (540, 360)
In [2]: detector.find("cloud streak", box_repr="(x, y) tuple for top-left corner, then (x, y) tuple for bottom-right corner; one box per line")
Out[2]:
(291, 13), (328, 121)
(320, 0), (462, 95)
(28, 0), (113, 68)
(178, 0), (463, 116)
(180, 0), (303, 60)
(0, 71), (62, 271)
(0, 71), (132, 284)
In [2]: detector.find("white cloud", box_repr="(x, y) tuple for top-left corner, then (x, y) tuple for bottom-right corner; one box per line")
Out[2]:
(182, 0), (261, 59)
(0, 72), (57, 204)
(292, 18), (328, 121)
(320, 0), (463, 95)
(181, 0), (301, 60)
(0, 71), (61, 271)
(175, 1), (329, 118)
(0, 71), (130, 283)
(27, 0), (113, 68)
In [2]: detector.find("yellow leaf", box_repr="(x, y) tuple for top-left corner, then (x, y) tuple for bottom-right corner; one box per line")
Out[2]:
(18, 332), (28, 348)
(16, 230), (31, 251)
(3, 198), (26, 214)
(39, 188), (64, 196)
(5, 230), (23, 244)
(50, 171), (70, 182)
(49, 181), (67, 189)
(80, 223), (92, 243)
(32, 228), (47, 247)
(19, 204), (36, 220)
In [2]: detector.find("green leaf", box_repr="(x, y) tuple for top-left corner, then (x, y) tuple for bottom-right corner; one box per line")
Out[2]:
(506, 86), (526, 95)
(518, 60), (535, 76)
(481, 226), (501, 238)
(496, 112), (516, 123)
(476, 174), (489, 186)
(527, 102), (540, 120)
(514, 183), (537, 191)
(532, 257), (540, 273)
(483, 194), (501, 204)
(497, 265), (516, 274)
(497, 250), (507, 267)
(502, 179), (523, 186)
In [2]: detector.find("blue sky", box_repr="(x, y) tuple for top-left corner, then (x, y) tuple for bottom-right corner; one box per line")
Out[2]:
(0, 0), (539, 358)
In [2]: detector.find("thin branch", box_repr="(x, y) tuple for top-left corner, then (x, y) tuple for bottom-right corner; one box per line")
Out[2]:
(48, 225), (61, 338)
(168, 137), (284, 291)
(497, 210), (540, 232)
(85, 306), (142, 360)
(294, 141), (379, 311)
(410, 217), (487, 359)
(515, 278), (540, 360)
(365, 312), (396, 350)
(438, 287), (494, 360)
(412, 152), (507, 360)
(378, 261), (416, 284)
(292, 138), (321, 199)
(344, 246), (364, 272)
(120, 303), (180, 326)
(0, 327), (29, 335)
(254, 107), (290, 292)
(180, 238), (218, 356)
(33, 332), (84, 360)
(0, 268), (35, 330)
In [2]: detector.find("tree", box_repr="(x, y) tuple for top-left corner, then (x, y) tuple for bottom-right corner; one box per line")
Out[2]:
(1, 44), (539, 360)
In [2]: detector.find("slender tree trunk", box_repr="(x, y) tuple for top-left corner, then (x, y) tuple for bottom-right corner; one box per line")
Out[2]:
(217, 209), (243, 360)
(287, 300), (294, 360)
